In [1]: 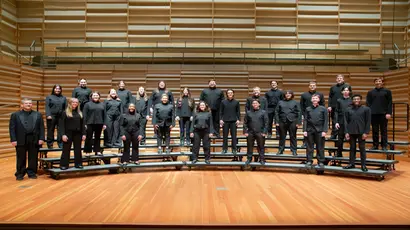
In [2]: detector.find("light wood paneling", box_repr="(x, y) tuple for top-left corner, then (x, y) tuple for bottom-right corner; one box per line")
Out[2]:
(0, 0), (17, 60)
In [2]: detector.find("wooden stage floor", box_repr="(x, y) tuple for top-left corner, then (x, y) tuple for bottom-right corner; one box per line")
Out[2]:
(0, 156), (409, 228)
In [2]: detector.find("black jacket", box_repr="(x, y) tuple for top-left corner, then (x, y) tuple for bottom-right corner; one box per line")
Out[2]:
(152, 103), (175, 127)
(366, 87), (393, 115)
(328, 82), (351, 108)
(60, 111), (86, 135)
(200, 88), (225, 110)
(83, 101), (106, 125)
(220, 99), (241, 122)
(265, 88), (284, 113)
(303, 105), (328, 133)
(72, 86), (92, 107)
(245, 95), (267, 112)
(120, 112), (143, 136)
(190, 111), (214, 133)
(300, 91), (325, 114)
(132, 96), (148, 117)
(117, 88), (133, 110)
(344, 105), (371, 135)
(243, 109), (269, 134)
(9, 110), (45, 146)
(148, 89), (174, 109)
(45, 94), (66, 117)
(104, 98), (123, 117)
(334, 97), (352, 124)
(176, 96), (195, 118)
(274, 99), (302, 124)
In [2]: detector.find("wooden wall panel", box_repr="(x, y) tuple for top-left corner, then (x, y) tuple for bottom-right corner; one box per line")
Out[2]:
(0, 0), (17, 60)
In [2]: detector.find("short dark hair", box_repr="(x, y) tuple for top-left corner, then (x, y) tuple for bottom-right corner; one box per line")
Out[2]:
(226, 89), (234, 96)
(271, 80), (277, 84)
(208, 79), (216, 83)
(285, 90), (294, 99)
(90, 91), (100, 99)
(309, 81), (317, 85)
(311, 94), (320, 99)
(352, 94), (362, 99)
(196, 100), (210, 112)
(340, 86), (352, 93)
(252, 99), (260, 104)
(374, 77), (384, 83)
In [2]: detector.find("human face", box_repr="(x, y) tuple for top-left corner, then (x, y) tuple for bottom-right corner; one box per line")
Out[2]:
(161, 95), (168, 104)
(309, 83), (316, 91)
(128, 104), (136, 113)
(271, 81), (278, 89)
(183, 88), (189, 96)
(336, 75), (344, 84)
(252, 101), (260, 110)
(199, 102), (206, 111)
(92, 93), (100, 102)
(54, 86), (61, 95)
(110, 89), (117, 98)
(158, 81), (165, 89)
(352, 96), (361, 106)
(22, 100), (32, 111)
(253, 88), (260, 97)
(342, 88), (350, 97)
(285, 92), (292, 100)
(227, 90), (234, 100)
(139, 87), (145, 95)
(209, 80), (216, 88)
(79, 79), (87, 87)
(375, 79), (383, 88)
(71, 99), (79, 110)
(311, 95), (319, 105)
(119, 81), (125, 89)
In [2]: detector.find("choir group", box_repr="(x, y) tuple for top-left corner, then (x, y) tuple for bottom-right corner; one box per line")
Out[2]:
(9, 75), (392, 181)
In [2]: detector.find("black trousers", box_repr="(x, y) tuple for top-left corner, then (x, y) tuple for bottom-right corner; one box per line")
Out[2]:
(192, 128), (210, 160)
(105, 114), (121, 146)
(278, 120), (297, 152)
(157, 125), (171, 148)
(211, 109), (220, 135)
(268, 112), (279, 137)
(349, 134), (366, 166)
(122, 131), (140, 162)
(222, 121), (237, 151)
(336, 124), (346, 157)
(140, 117), (147, 142)
(371, 114), (388, 148)
(47, 115), (62, 147)
(306, 131), (325, 164)
(330, 108), (337, 137)
(60, 131), (82, 168)
(15, 134), (38, 178)
(84, 124), (103, 153)
(246, 132), (265, 161)
(179, 117), (191, 140)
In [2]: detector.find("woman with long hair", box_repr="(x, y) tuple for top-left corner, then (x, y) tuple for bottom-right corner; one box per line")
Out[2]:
(59, 98), (86, 170)
(46, 84), (66, 149)
(83, 91), (106, 156)
(176, 87), (195, 146)
(104, 89), (122, 147)
(120, 103), (143, 165)
(134, 86), (149, 145)
(190, 101), (214, 164)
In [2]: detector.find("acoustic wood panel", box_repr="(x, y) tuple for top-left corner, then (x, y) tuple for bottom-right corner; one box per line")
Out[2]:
(0, 0), (17, 60)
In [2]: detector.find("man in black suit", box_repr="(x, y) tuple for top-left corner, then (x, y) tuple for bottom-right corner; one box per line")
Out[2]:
(9, 98), (45, 181)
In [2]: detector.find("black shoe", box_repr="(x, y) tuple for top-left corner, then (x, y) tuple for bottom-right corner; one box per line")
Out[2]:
(232, 149), (237, 155)
(165, 148), (171, 154)
(16, 176), (24, 181)
(301, 143), (307, 148)
(276, 149), (284, 155)
(222, 149), (227, 154)
(260, 160), (265, 165)
(60, 166), (68, 170)
(267, 134), (272, 138)
(370, 146), (378, 150)
(179, 138), (184, 146)
(382, 146), (388, 151)
(158, 149), (162, 154)
(28, 174), (37, 179)
(192, 159), (198, 164)
(291, 151), (297, 156)
(232, 157), (238, 162)
(75, 165), (83, 169)
(215, 134), (221, 138)
(47, 144), (53, 149)
(205, 160), (210, 164)
(330, 135), (337, 139)
(140, 141), (146, 145)
(318, 163), (324, 168)
(343, 164), (355, 169)
(336, 152), (343, 158)
(105, 144), (113, 148)
(245, 159), (252, 165)
(361, 165), (368, 172)
(306, 162), (312, 168)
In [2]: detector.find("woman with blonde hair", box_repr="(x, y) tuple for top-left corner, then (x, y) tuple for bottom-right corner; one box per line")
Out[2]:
(176, 87), (195, 146)
(104, 89), (122, 147)
(59, 98), (86, 170)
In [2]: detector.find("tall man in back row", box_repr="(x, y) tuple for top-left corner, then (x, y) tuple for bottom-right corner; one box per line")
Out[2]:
(9, 98), (45, 181)
(265, 80), (283, 139)
(328, 74), (351, 139)
(200, 79), (225, 137)
(366, 77), (392, 151)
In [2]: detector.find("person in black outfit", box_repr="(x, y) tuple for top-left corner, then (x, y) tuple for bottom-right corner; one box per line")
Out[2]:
(133, 86), (149, 145)
(149, 81), (174, 138)
(9, 98), (45, 180)
(120, 103), (143, 165)
(303, 94), (328, 168)
(300, 81), (325, 147)
(83, 91), (106, 156)
(274, 90), (301, 156)
(244, 99), (269, 165)
(343, 94), (371, 172)
(200, 79), (225, 137)
(117, 80), (133, 111)
(366, 77), (393, 151)
(59, 98), (86, 170)
(328, 74), (352, 139)
(46, 84), (66, 149)
(265, 80), (284, 139)
(176, 87), (195, 146)
(190, 101), (214, 164)
(153, 94), (175, 154)
(72, 78), (92, 111)
(220, 89), (240, 156)
(245, 86), (267, 112)
(334, 86), (352, 157)
(104, 89), (123, 148)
